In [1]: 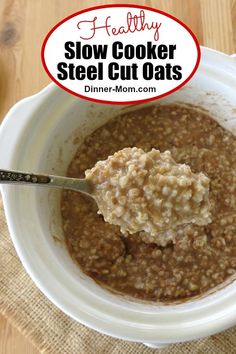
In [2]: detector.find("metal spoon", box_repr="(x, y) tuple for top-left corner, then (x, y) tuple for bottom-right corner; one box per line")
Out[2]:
(0, 169), (93, 197)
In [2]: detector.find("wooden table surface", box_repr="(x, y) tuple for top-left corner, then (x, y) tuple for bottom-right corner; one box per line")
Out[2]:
(0, 0), (235, 353)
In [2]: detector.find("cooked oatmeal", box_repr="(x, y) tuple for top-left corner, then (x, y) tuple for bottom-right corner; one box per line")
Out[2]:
(85, 147), (211, 245)
(61, 104), (236, 302)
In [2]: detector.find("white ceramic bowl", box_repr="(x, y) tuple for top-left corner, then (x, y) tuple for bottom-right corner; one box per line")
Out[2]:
(1, 47), (236, 348)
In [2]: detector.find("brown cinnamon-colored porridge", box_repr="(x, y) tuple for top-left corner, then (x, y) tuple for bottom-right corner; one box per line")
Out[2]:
(61, 104), (236, 302)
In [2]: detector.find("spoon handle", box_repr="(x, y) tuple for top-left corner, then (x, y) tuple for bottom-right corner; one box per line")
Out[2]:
(0, 170), (50, 184)
(0, 169), (92, 196)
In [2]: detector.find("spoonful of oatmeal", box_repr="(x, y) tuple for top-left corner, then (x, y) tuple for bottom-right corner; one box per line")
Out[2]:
(0, 147), (211, 245)
(85, 147), (211, 243)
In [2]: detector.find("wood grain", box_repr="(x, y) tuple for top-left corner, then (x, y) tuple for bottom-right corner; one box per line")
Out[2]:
(0, 0), (235, 353)
(0, 316), (38, 354)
